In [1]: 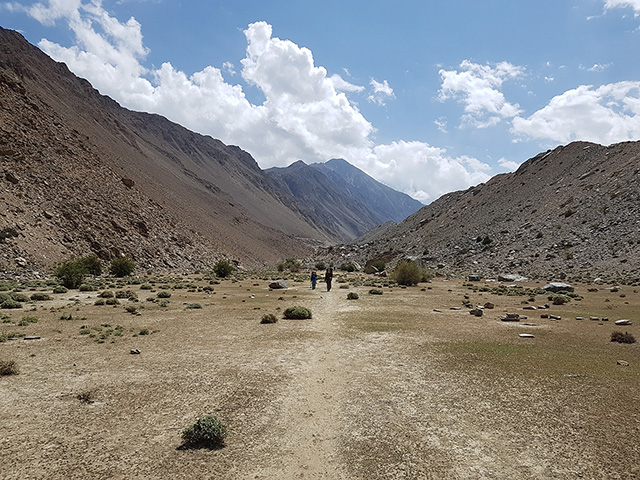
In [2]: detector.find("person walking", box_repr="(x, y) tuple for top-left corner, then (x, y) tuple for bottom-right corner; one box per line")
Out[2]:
(310, 270), (318, 290)
(324, 267), (333, 292)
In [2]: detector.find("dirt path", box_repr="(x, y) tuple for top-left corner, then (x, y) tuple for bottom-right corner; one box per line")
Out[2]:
(249, 289), (349, 479)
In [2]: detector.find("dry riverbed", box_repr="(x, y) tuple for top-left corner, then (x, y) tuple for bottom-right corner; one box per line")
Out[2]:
(1, 274), (639, 479)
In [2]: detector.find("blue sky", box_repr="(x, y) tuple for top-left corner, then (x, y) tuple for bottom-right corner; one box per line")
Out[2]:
(2, 0), (640, 203)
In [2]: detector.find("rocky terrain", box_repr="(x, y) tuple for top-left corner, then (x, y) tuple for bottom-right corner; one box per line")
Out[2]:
(325, 141), (640, 283)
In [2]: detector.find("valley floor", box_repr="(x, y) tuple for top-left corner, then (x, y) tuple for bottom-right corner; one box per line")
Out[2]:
(1, 274), (639, 479)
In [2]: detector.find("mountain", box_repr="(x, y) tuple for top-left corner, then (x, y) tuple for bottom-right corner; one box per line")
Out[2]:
(0, 27), (331, 272)
(265, 161), (387, 241)
(322, 141), (640, 283)
(265, 158), (423, 242)
(311, 158), (423, 223)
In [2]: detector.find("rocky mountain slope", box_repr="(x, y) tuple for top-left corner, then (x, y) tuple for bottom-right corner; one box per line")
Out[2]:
(266, 161), (385, 240)
(0, 27), (325, 273)
(324, 141), (640, 283)
(311, 158), (423, 223)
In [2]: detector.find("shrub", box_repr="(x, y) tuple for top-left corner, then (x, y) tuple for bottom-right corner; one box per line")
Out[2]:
(55, 259), (86, 289)
(339, 263), (356, 272)
(157, 291), (172, 298)
(280, 258), (300, 273)
(1, 299), (22, 309)
(394, 260), (421, 286)
(138, 328), (150, 335)
(105, 298), (119, 306)
(10, 293), (29, 302)
(549, 294), (570, 305)
(611, 331), (636, 344)
(186, 303), (202, 309)
(260, 313), (278, 324)
(315, 262), (326, 270)
(30, 293), (51, 301)
(94, 299), (105, 306)
(0, 227), (19, 242)
(346, 292), (359, 300)
(115, 289), (136, 299)
(52, 286), (68, 294)
(110, 257), (135, 277)
(18, 316), (38, 326)
(369, 288), (384, 295)
(213, 260), (234, 278)
(181, 415), (227, 449)
(283, 306), (312, 319)
(98, 290), (114, 298)
(78, 255), (102, 276)
(0, 359), (19, 376)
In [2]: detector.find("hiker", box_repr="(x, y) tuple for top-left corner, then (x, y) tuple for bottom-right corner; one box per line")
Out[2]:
(310, 270), (318, 290)
(325, 267), (333, 292)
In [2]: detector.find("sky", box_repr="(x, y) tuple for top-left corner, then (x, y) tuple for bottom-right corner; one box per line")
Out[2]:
(2, 0), (640, 204)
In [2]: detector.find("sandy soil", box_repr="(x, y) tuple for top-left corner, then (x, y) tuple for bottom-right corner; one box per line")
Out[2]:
(1, 275), (639, 479)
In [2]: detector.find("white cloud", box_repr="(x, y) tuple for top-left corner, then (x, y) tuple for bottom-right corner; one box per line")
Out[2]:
(358, 141), (491, 203)
(604, 0), (640, 15)
(511, 81), (640, 144)
(12, 0), (490, 204)
(497, 157), (522, 171)
(434, 118), (448, 133)
(222, 61), (236, 76)
(438, 60), (525, 127)
(580, 63), (613, 72)
(367, 78), (395, 106)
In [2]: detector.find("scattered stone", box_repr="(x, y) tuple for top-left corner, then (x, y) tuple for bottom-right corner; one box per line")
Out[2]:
(519, 333), (535, 338)
(617, 360), (629, 367)
(5, 172), (19, 184)
(501, 313), (520, 322)
(433, 309), (442, 313)
(468, 274), (482, 282)
(602, 317), (609, 322)
(523, 305), (537, 310)
(130, 349), (141, 354)
(550, 315), (562, 320)
(450, 306), (462, 310)
(484, 302), (495, 309)
(540, 314), (549, 319)
(469, 308), (483, 317)
(615, 319), (632, 326)
(269, 280), (288, 290)
(24, 336), (40, 340)
(498, 274), (528, 282)
(122, 177), (135, 188)
(15, 257), (28, 268)
(542, 282), (574, 293)
(576, 317), (583, 320)
(590, 316), (599, 321)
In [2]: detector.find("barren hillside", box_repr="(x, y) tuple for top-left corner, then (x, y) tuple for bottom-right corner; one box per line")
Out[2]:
(326, 141), (640, 283)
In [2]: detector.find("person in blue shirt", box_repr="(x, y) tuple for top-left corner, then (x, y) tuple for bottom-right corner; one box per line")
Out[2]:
(310, 270), (318, 290)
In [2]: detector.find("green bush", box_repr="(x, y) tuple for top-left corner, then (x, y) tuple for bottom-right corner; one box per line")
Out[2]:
(10, 293), (29, 302)
(369, 288), (384, 295)
(549, 294), (570, 305)
(98, 290), (114, 298)
(18, 316), (38, 326)
(393, 260), (421, 286)
(55, 259), (86, 289)
(52, 286), (68, 294)
(364, 260), (386, 274)
(186, 303), (202, 309)
(346, 292), (359, 300)
(315, 262), (326, 270)
(213, 260), (234, 278)
(283, 306), (312, 319)
(110, 257), (135, 277)
(157, 291), (171, 298)
(339, 263), (356, 272)
(182, 415), (227, 449)
(260, 313), (278, 324)
(30, 293), (51, 301)
(1, 299), (22, 309)
(78, 255), (102, 276)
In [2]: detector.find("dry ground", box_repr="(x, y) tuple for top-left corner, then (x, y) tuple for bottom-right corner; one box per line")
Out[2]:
(1, 274), (639, 479)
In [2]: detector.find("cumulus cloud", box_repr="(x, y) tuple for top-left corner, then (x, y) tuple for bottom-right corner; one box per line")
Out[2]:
(497, 157), (522, 171)
(580, 63), (613, 72)
(511, 81), (640, 144)
(604, 0), (640, 15)
(10, 0), (492, 203)
(368, 78), (395, 106)
(438, 60), (524, 127)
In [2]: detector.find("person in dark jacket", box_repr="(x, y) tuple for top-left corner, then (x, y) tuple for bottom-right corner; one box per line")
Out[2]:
(310, 270), (318, 290)
(324, 267), (333, 292)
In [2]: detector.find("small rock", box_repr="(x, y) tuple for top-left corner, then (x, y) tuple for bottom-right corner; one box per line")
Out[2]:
(617, 360), (629, 367)
(590, 316), (599, 321)
(542, 282), (574, 293)
(519, 333), (535, 338)
(130, 349), (141, 354)
(269, 280), (288, 290)
(122, 178), (135, 188)
(484, 302), (495, 309)
(615, 319), (632, 326)
(575, 317), (583, 320)
(550, 315), (562, 320)
(501, 313), (520, 322)
(24, 336), (41, 340)
(540, 314), (549, 319)
(523, 305), (537, 310)
(450, 306), (462, 310)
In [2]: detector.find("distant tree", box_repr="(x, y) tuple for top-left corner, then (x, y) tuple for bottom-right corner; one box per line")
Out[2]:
(55, 259), (86, 289)
(110, 257), (135, 277)
(78, 255), (102, 276)
(213, 260), (234, 278)
(394, 260), (421, 286)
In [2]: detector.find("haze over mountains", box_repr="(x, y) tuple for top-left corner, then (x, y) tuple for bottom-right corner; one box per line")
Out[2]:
(1, 27), (638, 282)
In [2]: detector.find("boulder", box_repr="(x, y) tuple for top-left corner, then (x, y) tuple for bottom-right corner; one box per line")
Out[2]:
(615, 319), (632, 326)
(269, 280), (288, 290)
(542, 282), (574, 293)
(484, 302), (495, 309)
(468, 274), (482, 282)
(501, 313), (520, 322)
(498, 274), (528, 282)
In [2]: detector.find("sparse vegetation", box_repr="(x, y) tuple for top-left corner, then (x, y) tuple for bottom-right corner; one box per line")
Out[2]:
(0, 227), (19, 242)
(55, 259), (87, 289)
(30, 292), (51, 301)
(260, 313), (278, 324)
(283, 306), (312, 319)
(369, 288), (384, 295)
(347, 292), (359, 300)
(0, 359), (19, 376)
(610, 331), (636, 344)
(181, 415), (227, 449)
(339, 263), (356, 272)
